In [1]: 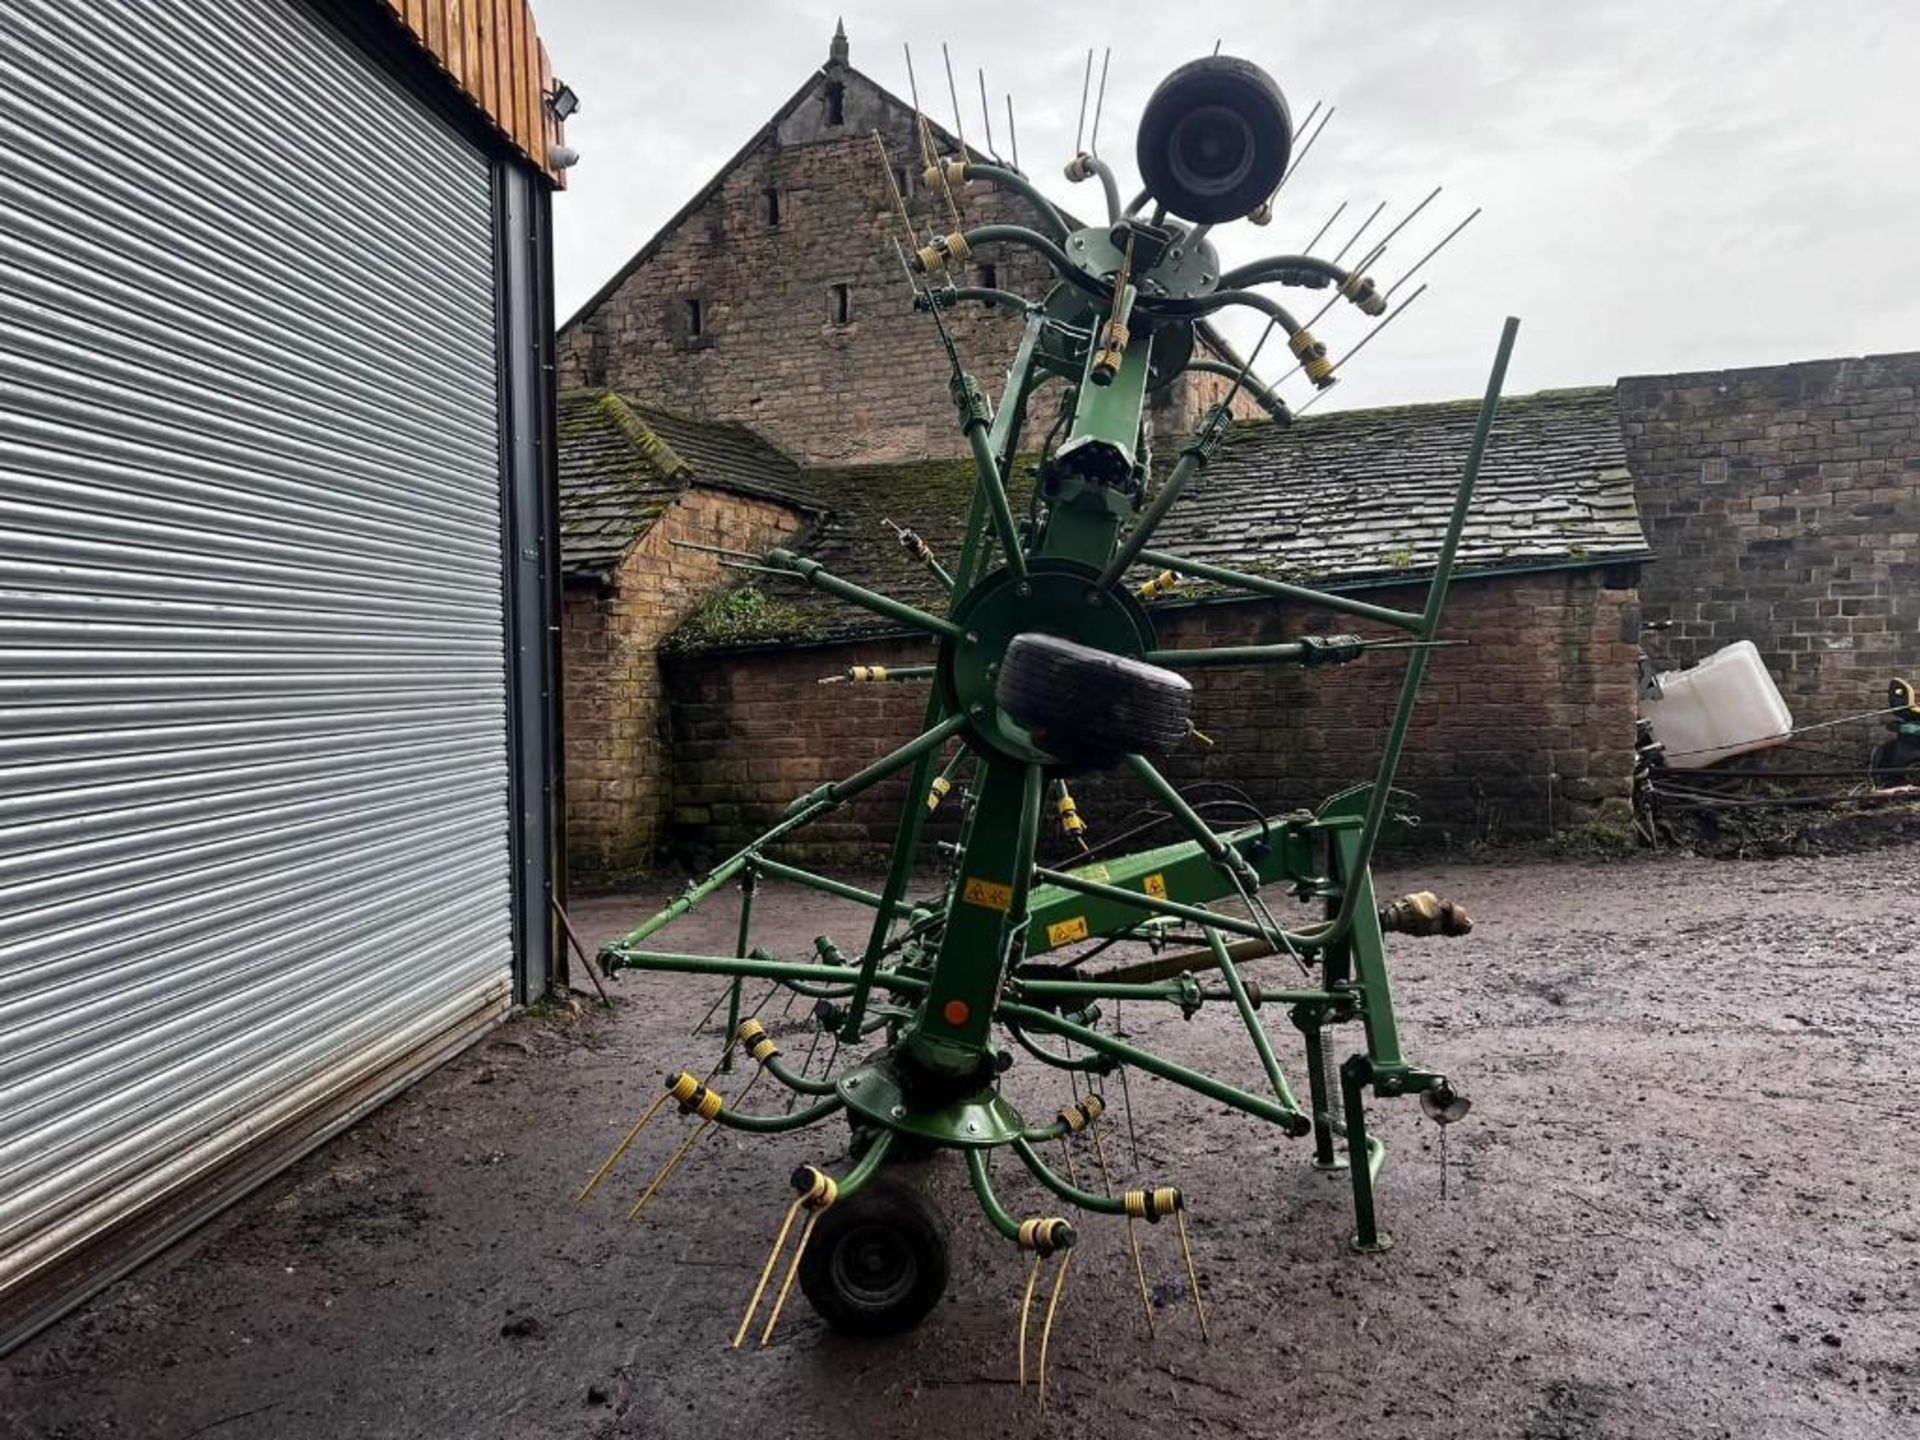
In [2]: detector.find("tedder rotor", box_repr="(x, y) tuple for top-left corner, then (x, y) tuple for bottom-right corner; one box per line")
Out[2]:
(581, 50), (1511, 1394)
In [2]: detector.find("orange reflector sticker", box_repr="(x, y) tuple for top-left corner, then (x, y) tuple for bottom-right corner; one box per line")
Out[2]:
(943, 999), (971, 1026)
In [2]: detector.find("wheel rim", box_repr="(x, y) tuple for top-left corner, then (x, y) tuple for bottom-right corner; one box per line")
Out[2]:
(829, 1221), (918, 1311)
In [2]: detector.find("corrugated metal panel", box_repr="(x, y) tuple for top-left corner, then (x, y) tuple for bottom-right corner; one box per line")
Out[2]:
(0, 0), (515, 1303)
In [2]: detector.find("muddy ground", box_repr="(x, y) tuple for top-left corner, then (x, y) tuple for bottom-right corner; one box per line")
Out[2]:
(5, 846), (1917, 1440)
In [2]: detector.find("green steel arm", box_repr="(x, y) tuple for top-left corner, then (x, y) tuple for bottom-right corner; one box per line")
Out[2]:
(1095, 409), (1229, 591)
(709, 1093), (845, 1133)
(765, 548), (965, 641)
(1031, 865), (1276, 945)
(601, 949), (926, 995)
(785, 712), (971, 815)
(1133, 548), (1425, 632)
(1203, 928), (1303, 1114)
(966, 1147), (1024, 1243)
(1178, 358), (1291, 420)
(1000, 1002), (1311, 1136)
(959, 161), (1071, 240)
(1012, 1138), (1129, 1215)
(954, 372), (1027, 581)
(834, 1129), (896, 1201)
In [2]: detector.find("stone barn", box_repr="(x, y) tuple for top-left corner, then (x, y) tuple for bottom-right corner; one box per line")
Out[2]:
(554, 24), (1263, 464)
(653, 386), (1650, 872)
(558, 391), (815, 880)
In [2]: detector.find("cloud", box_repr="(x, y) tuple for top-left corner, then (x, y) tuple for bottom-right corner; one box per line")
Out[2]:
(539, 0), (1920, 407)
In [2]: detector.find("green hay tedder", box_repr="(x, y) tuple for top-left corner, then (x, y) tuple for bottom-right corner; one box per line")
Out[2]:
(581, 50), (1511, 1390)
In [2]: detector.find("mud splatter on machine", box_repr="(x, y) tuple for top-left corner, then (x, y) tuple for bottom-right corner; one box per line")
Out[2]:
(581, 50), (1510, 1392)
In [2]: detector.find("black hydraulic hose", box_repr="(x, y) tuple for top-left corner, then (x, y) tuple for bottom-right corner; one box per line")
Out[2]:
(1216, 254), (1354, 291)
(1144, 287), (1302, 333)
(964, 162), (1072, 240)
(960, 225), (1113, 306)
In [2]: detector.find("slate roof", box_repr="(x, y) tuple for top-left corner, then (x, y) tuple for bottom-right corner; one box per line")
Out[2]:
(557, 390), (815, 579)
(1153, 386), (1648, 581)
(663, 386), (1650, 651)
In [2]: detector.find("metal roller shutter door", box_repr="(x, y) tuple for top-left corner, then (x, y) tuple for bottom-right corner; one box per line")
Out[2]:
(0, 0), (516, 1304)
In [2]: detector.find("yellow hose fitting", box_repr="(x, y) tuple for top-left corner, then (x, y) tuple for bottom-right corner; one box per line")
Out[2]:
(913, 230), (972, 273)
(1090, 318), (1130, 386)
(1057, 1093), (1105, 1132)
(1123, 1185), (1185, 1222)
(736, 1019), (780, 1065)
(1055, 789), (1085, 838)
(921, 157), (969, 189)
(791, 1164), (840, 1209)
(1138, 569), (1181, 601)
(1017, 1216), (1075, 1255)
(927, 775), (953, 812)
(1341, 272), (1387, 316)
(1289, 328), (1335, 387)
(665, 1070), (725, 1120)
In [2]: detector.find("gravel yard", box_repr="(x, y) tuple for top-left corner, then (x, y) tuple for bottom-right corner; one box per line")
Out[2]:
(6, 845), (1916, 1440)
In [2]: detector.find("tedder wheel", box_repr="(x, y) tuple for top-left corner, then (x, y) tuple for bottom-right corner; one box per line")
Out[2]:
(995, 632), (1192, 766)
(798, 1177), (950, 1337)
(1135, 54), (1293, 224)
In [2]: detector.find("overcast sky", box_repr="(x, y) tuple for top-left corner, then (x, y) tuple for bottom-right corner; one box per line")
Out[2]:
(537, 1), (1919, 413)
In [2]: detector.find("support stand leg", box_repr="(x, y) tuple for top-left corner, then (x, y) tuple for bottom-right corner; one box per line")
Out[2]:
(1340, 1055), (1392, 1254)
(1298, 1017), (1347, 1171)
(722, 872), (758, 1073)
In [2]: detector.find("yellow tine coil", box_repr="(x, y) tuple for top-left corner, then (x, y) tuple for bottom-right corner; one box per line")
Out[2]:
(1176, 1207), (1210, 1343)
(1036, 1248), (1074, 1413)
(1016, 1253), (1044, 1392)
(732, 1196), (807, 1349)
(627, 1068), (762, 1220)
(1126, 1215), (1156, 1338)
(575, 1088), (671, 1202)
(760, 1205), (829, 1346)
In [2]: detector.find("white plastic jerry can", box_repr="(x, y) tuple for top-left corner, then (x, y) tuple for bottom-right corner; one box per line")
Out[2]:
(1642, 639), (1793, 770)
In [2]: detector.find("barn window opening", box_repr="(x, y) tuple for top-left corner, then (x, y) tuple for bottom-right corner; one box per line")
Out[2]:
(895, 166), (912, 198)
(685, 297), (704, 338)
(830, 283), (852, 326)
(825, 81), (845, 126)
(764, 188), (781, 225)
(978, 262), (998, 291)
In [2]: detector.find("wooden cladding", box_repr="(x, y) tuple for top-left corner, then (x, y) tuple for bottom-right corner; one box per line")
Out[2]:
(384, 0), (565, 184)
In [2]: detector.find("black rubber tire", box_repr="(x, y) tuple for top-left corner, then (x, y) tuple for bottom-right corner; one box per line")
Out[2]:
(798, 1177), (950, 1337)
(995, 632), (1192, 765)
(1136, 55), (1292, 224)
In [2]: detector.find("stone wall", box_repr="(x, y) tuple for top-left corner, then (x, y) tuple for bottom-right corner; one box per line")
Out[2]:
(660, 570), (1642, 870)
(563, 487), (806, 885)
(1619, 352), (1920, 720)
(555, 61), (1257, 465)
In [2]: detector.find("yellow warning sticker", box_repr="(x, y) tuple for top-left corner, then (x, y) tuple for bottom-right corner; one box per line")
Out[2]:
(1046, 915), (1090, 948)
(963, 876), (1014, 912)
(1143, 873), (1168, 900)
